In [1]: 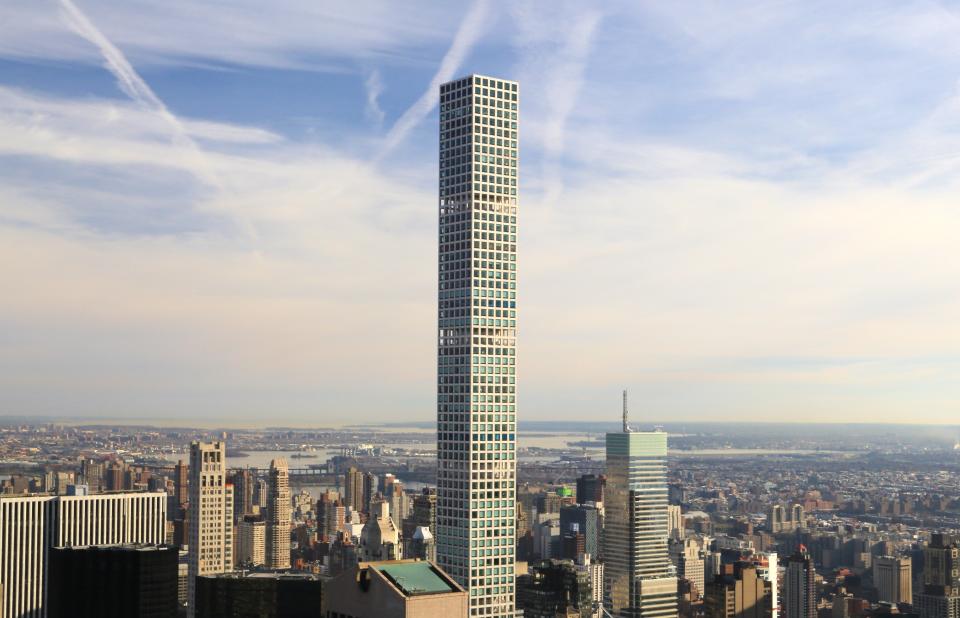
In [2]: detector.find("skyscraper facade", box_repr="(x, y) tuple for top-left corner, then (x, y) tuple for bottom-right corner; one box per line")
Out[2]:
(784, 549), (816, 618)
(188, 441), (233, 618)
(604, 395), (678, 618)
(876, 555), (912, 605)
(266, 458), (291, 569)
(436, 73), (519, 617)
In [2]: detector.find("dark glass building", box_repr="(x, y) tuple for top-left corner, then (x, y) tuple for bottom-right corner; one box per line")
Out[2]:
(516, 559), (592, 618)
(47, 544), (178, 618)
(195, 571), (322, 618)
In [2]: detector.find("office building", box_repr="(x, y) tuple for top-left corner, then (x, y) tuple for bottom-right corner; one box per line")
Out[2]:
(345, 467), (365, 514)
(230, 468), (255, 521)
(604, 392), (678, 618)
(0, 491), (167, 618)
(238, 516), (266, 566)
(671, 537), (706, 600)
(576, 474), (605, 505)
(875, 555), (912, 605)
(188, 441), (233, 618)
(704, 562), (771, 618)
(266, 458), (291, 569)
(47, 544), (178, 618)
(560, 504), (600, 561)
(436, 73), (520, 618)
(175, 459), (189, 510)
(517, 559), (593, 618)
(317, 491), (346, 540)
(915, 535), (960, 618)
(668, 505), (684, 540)
(784, 548), (815, 618)
(196, 571), (322, 618)
(323, 560), (468, 618)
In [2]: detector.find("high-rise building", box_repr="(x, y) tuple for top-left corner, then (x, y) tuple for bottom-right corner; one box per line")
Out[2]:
(48, 544), (179, 618)
(175, 459), (189, 510)
(560, 504), (600, 561)
(344, 467), (365, 513)
(188, 441), (233, 618)
(668, 505), (684, 540)
(671, 538), (706, 600)
(516, 559), (593, 618)
(604, 392), (678, 618)
(266, 458), (291, 569)
(436, 73), (520, 618)
(238, 516), (266, 566)
(915, 534), (960, 618)
(230, 468), (255, 521)
(784, 548), (816, 618)
(576, 474), (606, 505)
(0, 491), (167, 618)
(704, 562), (771, 618)
(875, 555), (912, 605)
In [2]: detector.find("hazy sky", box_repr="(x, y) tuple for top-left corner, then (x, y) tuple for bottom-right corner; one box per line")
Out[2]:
(1, 1), (959, 425)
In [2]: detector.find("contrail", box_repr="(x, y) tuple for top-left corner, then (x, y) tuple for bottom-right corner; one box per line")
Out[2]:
(377, 0), (491, 161)
(58, 0), (221, 190)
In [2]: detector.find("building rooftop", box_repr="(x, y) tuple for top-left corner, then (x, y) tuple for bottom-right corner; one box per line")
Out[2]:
(372, 561), (459, 597)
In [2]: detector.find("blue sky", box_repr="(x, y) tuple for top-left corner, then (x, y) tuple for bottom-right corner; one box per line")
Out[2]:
(1, 0), (959, 425)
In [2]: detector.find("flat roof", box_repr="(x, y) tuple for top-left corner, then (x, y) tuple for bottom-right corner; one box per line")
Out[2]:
(373, 562), (458, 597)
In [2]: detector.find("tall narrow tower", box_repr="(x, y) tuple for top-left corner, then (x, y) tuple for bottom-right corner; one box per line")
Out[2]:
(605, 395), (678, 618)
(436, 74), (519, 618)
(266, 458), (291, 569)
(187, 441), (233, 617)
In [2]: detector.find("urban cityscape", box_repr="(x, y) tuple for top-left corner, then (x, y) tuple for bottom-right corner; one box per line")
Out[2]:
(2, 2), (959, 618)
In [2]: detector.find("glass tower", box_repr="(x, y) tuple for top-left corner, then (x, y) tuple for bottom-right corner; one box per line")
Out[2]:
(436, 74), (519, 617)
(604, 398), (678, 618)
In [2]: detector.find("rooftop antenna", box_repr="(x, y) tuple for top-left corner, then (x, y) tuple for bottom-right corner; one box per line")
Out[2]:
(622, 389), (630, 433)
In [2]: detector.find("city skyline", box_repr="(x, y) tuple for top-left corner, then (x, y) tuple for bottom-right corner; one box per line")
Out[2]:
(2, 1), (960, 424)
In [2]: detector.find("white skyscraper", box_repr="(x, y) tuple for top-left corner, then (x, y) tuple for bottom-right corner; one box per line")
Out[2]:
(266, 457), (291, 569)
(187, 441), (233, 617)
(436, 73), (519, 618)
(604, 392), (678, 618)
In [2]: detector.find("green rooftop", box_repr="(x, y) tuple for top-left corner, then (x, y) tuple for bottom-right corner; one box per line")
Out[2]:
(374, 562), (458, 597)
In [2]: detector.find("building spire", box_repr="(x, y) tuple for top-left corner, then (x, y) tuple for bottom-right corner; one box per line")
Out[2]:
(622, 389), (630, 433)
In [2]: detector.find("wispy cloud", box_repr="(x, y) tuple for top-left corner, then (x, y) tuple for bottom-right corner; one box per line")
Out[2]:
(510, 3), (602, 204)
(364, 69), (385, 125)
(378, 0), (491, 158)
(58, 0), (221, 190)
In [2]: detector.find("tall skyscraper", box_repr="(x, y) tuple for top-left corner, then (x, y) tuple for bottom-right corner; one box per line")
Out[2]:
(784, 548), (816, 618)
(344, 467), (365, 513)
(174, 459), (188, 510)
(187, 441), (233, 618)
(876, 555), (912, 605)
(266, 458), (291, 569)
(604, 392), (678, 618)
(230, 468), (254, 520)
(436, 73), (519, 617)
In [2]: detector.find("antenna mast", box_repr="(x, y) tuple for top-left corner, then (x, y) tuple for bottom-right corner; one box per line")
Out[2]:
(622, 389), (630, 433)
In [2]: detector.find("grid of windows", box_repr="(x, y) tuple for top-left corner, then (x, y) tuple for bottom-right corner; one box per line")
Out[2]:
(437, 74), (519, 618)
